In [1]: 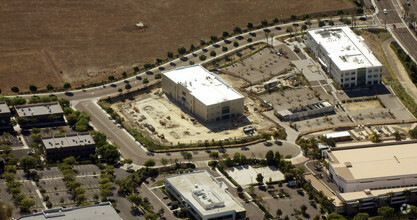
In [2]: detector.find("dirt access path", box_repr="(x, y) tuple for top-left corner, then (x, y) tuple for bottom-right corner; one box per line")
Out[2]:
(0, 0), (353, 92)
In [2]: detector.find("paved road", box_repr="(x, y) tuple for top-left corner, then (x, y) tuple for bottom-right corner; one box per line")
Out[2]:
(375, 0), (417, 62)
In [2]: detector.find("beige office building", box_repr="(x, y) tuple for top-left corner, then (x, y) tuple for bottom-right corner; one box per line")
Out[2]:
(327, 143), (417, 193)
(162, 65), (244, 122)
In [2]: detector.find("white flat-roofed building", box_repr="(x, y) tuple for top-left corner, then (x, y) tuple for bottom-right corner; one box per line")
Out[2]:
(162, 65), (244, 122)
(41, 133), (96, 161)
(17, 202), (121, 220)
(306, 25), (383, 88)
(165, 170), (246, 220)
(276, 101), (334, 121)
(327, 143), (417, 193)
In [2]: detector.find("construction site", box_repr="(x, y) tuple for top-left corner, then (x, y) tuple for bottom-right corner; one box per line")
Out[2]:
(115, 86), (276, 146)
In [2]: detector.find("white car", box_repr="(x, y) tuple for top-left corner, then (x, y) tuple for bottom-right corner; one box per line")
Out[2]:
(383, 9), (387, 14)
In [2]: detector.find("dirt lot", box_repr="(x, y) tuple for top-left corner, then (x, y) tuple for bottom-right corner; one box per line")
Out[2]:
(0, 0), (353, 92)
(344, 100), (383, 111)
(116, 88), (275, 145)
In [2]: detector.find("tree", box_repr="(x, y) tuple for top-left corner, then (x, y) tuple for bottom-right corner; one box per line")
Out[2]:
(409, 128), (417, 138)
(274, 151), (281, 165)
(127, 194), (142, 205)
(354, 213), (369, 220)
(256, 173), (264, 185)
(222, 31), (229, 38)
(63, 82), (71, 89)
(75, 118), (89, 132)
(301, 24), (308, 31)
(300, 204), (307, 214)
(133, 66), (139, 72)
(46, 84), (54, 91)
(233, 41), (239, 47)
(370, 132), (382, 143)
(189, 44), (196, 51)
(265, 150), (274, 165)
(392, 131), (405, 141)
(125, 83), (132, 90)
(327, 212), (347, 220)
(108, 75), (115, 81)
(209, 151), (219, 159)
(377, 206), (395, 219)
(290, 15), (297, 20)
(276, 208), (282, 216)
(167, 51), (174, 58)
(19, 198), (35, 213)
(261, 19), (268, 26)
(286, 27), (293, 34)
(183, 152), (192, 162)
(11, 86), (19, 93)
(58, 98), (71, 108)
(199, 55), (207, 61)
(273, 17), (279, 24)
(247, 22), (254, 29)
(143, 159), (155, 167)
(233, 26), (241, 33)
(143, 78), (149, 84)
(160, 158), (168, 166)
(177, 47), (186, 55)
(210, 35), (218, 42)
(210, 51), (216, 57)
(222, 46), (228, 52)
(29, 84), (37, 93)
(20, 156), (38, 171)
(98, 144), (120, 164)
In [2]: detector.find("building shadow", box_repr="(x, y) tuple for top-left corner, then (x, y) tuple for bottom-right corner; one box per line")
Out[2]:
(343, 84), (391, 98)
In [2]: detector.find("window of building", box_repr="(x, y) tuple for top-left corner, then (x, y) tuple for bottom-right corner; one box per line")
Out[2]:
(368, 75), (372, 78)
(182, 91), (186, 96)
(369, 69), (373, 73)
(351, 77), (356, 80)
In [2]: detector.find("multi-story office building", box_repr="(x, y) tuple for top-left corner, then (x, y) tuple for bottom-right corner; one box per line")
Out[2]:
(165, 170), (246, 220)
(306, 25), (383, 88)
(162, 65), (244, 122)
(41, 133), (96, 161)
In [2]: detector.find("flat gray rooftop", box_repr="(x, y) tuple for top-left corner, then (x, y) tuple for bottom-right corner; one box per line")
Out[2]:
(17, 202), (121, 220)
(42, 133), (95, 149)
(165, 170), (245, 216)
(15, 102), (63, 117)
(0, 101), (10, 115)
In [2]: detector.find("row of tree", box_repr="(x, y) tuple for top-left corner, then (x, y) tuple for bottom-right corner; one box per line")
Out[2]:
(9, 82), (71, 94)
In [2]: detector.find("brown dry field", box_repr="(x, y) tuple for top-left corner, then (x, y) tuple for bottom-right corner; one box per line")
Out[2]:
(0, 0), (353, 93)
